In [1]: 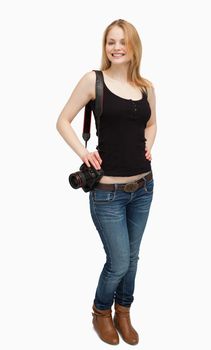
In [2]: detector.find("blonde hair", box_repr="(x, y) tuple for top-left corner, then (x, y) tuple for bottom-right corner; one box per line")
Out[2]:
(100, 19), (153, 92)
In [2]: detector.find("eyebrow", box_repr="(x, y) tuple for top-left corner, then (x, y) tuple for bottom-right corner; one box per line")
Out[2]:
(108, 38), (125, 41)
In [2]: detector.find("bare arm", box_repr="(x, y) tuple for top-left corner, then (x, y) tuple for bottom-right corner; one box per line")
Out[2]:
(144, 85), (157, 160)
(56, 71), (102, 169)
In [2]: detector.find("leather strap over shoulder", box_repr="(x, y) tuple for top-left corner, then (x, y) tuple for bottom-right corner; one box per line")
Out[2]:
(82, 70), (104, 146)
(92, 70), (104, 119)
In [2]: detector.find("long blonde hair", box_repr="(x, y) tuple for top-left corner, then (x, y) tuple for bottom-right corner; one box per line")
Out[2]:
(100, 19), (153, 92)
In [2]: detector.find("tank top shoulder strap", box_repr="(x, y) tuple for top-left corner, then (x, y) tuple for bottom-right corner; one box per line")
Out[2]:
(141, 86), (148, 98)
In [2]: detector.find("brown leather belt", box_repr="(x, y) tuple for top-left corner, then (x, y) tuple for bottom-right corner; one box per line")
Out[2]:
(95, 171), (153, 192)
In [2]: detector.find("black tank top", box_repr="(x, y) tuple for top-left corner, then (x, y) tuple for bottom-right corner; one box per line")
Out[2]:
(91, 72), (152, 176)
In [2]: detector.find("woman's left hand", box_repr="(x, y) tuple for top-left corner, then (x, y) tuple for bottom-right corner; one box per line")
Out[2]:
(145, 146), (152, 161)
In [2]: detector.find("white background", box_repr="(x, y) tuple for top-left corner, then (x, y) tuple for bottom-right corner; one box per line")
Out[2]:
(0, 1), (211, 349)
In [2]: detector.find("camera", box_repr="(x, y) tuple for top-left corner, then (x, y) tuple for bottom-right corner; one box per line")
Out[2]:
(68, 163), (104, 192)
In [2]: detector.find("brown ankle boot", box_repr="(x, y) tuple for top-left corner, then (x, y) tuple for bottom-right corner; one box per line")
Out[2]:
(92, 304), (119, 345)
(114, 303), (139, 345)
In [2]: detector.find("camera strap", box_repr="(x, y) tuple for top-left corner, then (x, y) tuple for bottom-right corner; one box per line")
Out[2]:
(82, 70), (104, 148)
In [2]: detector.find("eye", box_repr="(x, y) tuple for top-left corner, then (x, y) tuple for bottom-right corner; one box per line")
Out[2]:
(107, 41), (126, 46)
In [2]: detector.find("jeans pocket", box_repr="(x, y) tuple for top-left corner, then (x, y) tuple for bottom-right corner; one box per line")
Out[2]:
(91, 188), (116, 203)
(145, 178), (154, 193)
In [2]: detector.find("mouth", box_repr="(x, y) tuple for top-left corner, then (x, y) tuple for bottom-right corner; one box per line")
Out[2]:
(111, 53), (125, 57)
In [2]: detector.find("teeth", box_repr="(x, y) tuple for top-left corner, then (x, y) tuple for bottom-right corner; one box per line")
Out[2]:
(112, 54), (124, 56)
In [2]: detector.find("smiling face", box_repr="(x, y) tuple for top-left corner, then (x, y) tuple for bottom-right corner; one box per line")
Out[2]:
(105, 26), (132, 65)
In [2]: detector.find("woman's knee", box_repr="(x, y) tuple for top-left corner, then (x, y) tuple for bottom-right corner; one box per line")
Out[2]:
(111, 259), (130, 278)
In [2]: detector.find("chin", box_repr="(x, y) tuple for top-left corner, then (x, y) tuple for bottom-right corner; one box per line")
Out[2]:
(110, 58), (129, 64)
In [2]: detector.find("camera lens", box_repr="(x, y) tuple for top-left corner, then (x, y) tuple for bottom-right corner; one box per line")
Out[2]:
(69, 171), (86, 189)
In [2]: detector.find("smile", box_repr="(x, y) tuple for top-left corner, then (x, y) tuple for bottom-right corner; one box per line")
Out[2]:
(112, 53), (125, 57)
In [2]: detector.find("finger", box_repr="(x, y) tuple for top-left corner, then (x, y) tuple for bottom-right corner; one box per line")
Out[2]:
(93, 154), (102, 168)
(88, 154), (101, 170)
(94, 151), (103, 164)
(84, 158), (91, 167)
(97, 152), (103, 163)
(90, 154), (100, 169)
(92, 152), (102, 167)
(81, 152), (91, 167)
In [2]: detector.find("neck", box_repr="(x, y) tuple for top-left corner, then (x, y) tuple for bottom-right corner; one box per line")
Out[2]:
(105, 64), (130, 83)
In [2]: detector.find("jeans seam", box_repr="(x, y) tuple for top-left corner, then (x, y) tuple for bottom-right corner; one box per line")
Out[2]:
(119, 273), (127, 305)
(91, 199), (113, 272)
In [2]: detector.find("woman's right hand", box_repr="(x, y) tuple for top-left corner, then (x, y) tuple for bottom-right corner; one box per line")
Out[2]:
(80, 149), (102, 170)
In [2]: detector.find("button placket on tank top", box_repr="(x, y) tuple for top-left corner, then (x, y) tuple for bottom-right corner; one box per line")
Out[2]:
(130, 100), (140, 119)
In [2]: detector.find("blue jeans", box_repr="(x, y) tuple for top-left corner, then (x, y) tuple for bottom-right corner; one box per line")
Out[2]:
(89, 175), (154, 310)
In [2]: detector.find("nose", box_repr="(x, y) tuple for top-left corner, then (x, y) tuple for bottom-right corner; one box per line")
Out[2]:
(113, 43), (122, 50)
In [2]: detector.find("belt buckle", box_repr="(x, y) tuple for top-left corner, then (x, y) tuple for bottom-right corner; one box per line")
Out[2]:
(123, 182), (139, 192)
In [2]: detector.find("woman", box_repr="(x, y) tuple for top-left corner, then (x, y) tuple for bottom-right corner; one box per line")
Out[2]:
(56, 19), (157, 345)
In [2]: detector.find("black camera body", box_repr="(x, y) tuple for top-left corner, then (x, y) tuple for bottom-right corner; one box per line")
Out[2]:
(69, 163), (104, 192)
